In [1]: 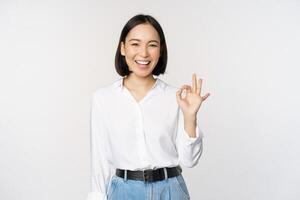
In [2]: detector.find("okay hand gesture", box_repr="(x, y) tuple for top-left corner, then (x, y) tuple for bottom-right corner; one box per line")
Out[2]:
(176, 73), (210, 117)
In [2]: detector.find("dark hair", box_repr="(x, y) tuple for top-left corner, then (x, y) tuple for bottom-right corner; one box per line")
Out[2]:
(115, 14), (168, 76)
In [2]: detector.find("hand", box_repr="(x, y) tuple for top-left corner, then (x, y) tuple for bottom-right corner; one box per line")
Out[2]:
(176, 73), (210, 117)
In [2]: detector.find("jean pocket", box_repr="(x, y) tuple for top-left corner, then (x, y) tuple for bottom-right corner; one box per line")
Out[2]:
(174, 175), (190, 199)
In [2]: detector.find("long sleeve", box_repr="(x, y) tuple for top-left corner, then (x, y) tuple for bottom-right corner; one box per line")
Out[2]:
(175, 107), (204, 168)
(86, 94), (114, 200)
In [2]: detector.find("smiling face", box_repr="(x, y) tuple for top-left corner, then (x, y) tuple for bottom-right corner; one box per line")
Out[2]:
(120, 23), (161, 78)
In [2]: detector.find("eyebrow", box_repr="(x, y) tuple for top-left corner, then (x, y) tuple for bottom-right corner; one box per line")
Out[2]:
(128, 39), (159, 43)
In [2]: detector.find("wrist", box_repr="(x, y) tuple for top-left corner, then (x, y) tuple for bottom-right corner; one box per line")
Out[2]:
(183, 114), (197, 121)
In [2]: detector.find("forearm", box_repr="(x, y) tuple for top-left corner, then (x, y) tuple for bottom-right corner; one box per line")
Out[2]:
(183, 114), (197, 138)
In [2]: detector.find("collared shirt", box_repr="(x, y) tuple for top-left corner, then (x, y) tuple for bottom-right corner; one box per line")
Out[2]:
(86, 76), (204, 200)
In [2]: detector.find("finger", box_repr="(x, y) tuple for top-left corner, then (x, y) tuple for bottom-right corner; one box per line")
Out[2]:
(201, 93), (210, 101)
(176, 88), (183, 100)
(192, 73), (197, 93)
(196, 78), (202, 95)
(179, 86), (189, 99)
(181, 85), (192, 92)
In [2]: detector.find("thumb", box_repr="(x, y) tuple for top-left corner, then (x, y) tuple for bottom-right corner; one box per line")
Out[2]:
(176, 89), (182, 101)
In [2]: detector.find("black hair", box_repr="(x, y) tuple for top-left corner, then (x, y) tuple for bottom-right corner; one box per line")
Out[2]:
(115, 14), (168, 76)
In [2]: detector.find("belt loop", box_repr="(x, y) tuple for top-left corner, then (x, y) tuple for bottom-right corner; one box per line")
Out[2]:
(124, 170), (127, 181)
(163, 167), (168, 180)
(142, 169), (146, 182)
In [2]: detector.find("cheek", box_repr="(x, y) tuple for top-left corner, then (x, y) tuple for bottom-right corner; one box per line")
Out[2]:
(125, 48), (137, 58)
(149, 48), (160, 58)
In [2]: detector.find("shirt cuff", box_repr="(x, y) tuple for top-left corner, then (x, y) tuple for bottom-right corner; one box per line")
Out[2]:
(86, 192), (107, 200)
(182, 125), (204, 145)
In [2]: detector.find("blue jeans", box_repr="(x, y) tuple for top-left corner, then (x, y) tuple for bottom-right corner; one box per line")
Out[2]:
(107, 174), (190, 200)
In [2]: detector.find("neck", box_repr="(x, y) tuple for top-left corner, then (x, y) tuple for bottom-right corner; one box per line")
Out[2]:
(123, 74), (156, 91)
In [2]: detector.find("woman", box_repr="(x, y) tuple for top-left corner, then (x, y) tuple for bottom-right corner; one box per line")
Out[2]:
(86, 14), (210, 200)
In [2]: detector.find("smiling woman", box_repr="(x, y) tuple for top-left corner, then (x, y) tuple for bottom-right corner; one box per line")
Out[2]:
(120, 24), (161, 75)
(86, 14), (210, 200)
(114, 14), (168, 79)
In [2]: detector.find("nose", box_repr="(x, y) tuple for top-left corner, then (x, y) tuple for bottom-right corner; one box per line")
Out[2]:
(139, 46), (149, 57)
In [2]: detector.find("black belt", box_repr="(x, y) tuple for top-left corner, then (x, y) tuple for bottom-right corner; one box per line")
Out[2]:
(115, 165), (182, 182)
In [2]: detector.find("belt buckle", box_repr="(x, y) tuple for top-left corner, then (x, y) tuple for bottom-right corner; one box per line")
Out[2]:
(142, 169), (153, 182)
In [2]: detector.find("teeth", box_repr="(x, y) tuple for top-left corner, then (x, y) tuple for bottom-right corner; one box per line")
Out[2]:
(136, 60), (150, 65)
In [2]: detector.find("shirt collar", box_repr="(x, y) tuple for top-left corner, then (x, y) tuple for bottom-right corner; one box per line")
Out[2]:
(113, 76), (166, 91)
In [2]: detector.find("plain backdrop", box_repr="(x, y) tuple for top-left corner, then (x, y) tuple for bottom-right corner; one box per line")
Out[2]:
(0, 0), (299, 199)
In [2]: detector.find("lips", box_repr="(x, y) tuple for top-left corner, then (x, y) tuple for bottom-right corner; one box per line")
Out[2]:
(135, 60), (151, 65)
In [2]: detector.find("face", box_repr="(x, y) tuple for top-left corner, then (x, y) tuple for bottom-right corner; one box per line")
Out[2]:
(121, 23), (161, 78)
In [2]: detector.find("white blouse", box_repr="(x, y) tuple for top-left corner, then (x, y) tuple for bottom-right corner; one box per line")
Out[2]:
(86, 76), (204, 200)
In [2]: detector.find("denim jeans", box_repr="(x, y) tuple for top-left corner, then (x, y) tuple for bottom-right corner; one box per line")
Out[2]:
(107, 174), (190, 200)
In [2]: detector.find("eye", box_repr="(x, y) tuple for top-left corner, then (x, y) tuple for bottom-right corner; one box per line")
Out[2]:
(149, 44), (158, 47)
(131, 43), (138, 46)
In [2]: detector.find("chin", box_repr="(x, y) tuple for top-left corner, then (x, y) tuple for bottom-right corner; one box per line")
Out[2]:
(135, 72), (153, 78)
(131, 70), (154, 78)
(129, 66), (154, 76)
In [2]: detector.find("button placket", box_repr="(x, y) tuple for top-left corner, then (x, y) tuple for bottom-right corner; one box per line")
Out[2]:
(136, 104), (148, 165)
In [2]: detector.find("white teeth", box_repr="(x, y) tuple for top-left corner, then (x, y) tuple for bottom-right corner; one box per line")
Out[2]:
(136, 60), (150, 65)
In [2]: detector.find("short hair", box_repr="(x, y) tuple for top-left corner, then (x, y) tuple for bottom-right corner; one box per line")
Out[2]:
(115, 14), (168, 76)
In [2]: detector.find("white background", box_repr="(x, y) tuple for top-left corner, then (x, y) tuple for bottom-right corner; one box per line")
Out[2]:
(1, 0), (299, 199)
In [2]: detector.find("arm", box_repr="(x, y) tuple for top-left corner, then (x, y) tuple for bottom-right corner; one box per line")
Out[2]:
(175, 108), (204, 168)
(175, 73), (209, 168)
(86, 94), (114, 200)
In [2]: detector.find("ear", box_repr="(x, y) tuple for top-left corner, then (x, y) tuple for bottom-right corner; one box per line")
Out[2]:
(120, 42), (125, 56)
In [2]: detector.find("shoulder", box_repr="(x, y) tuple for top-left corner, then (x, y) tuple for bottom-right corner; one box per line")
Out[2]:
(156, 77), (181, 106)
(157, 77), (180, 93)
(156, 77), (181, 109)
(91, 78), (121, 102)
